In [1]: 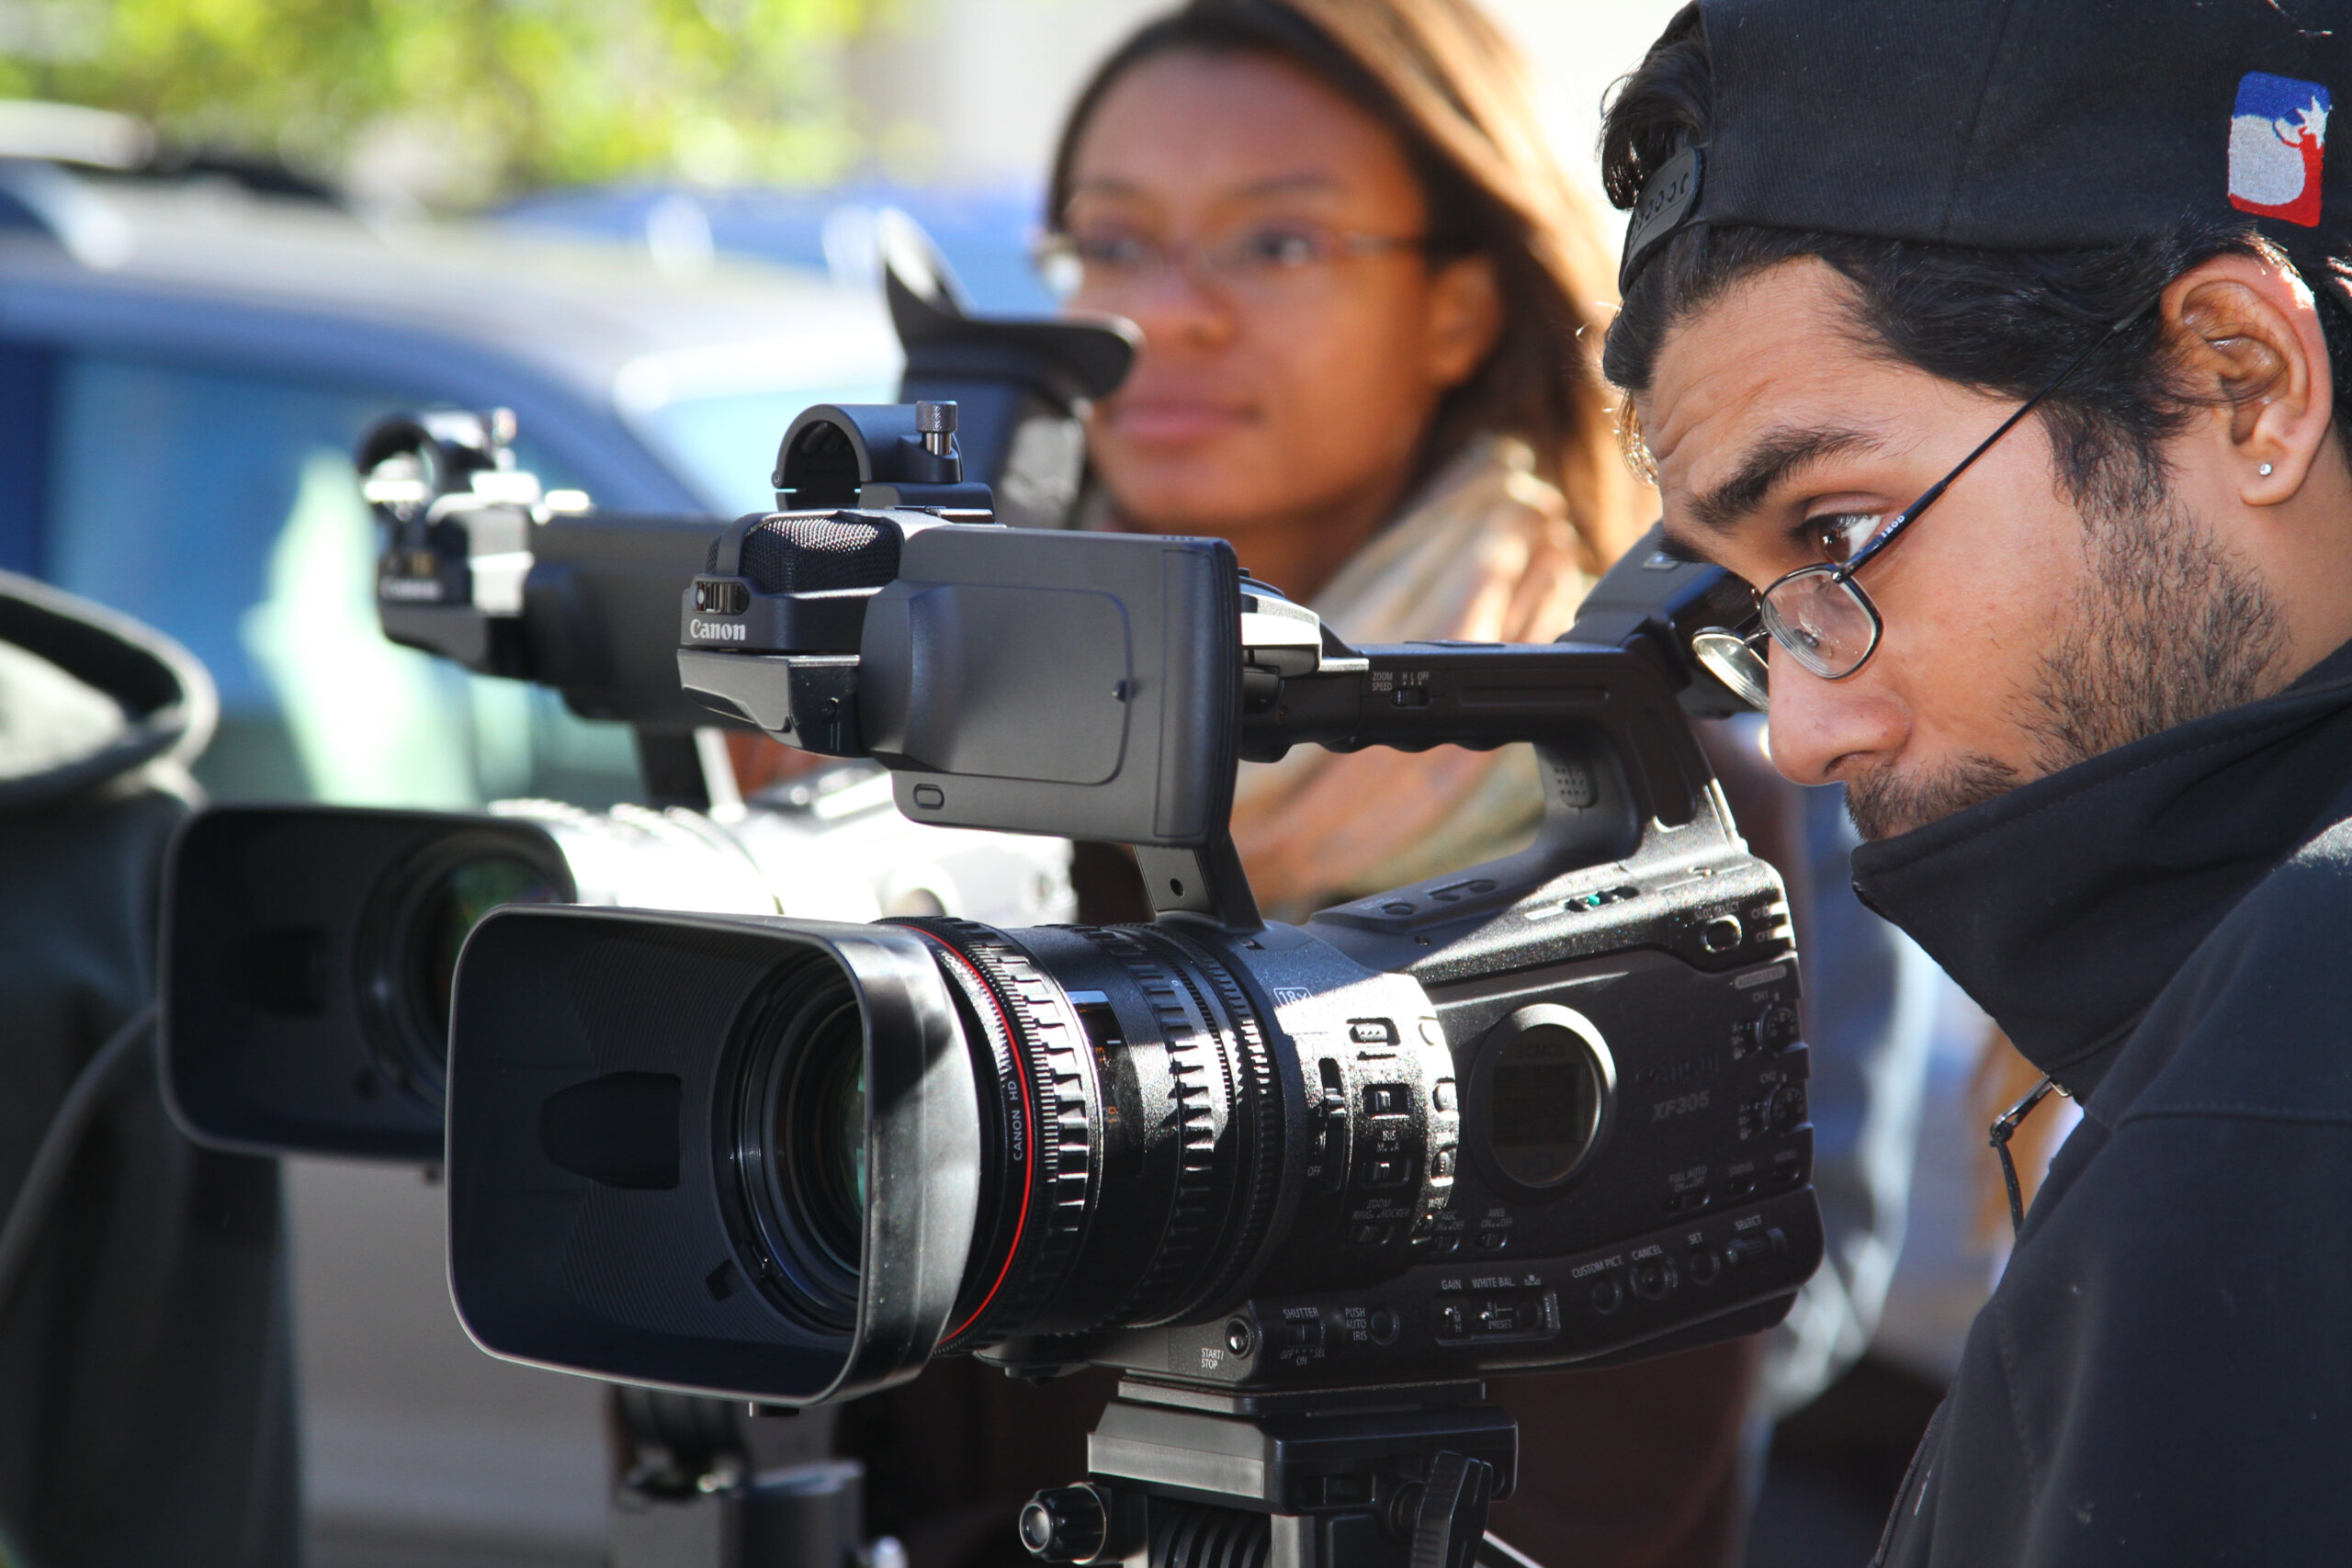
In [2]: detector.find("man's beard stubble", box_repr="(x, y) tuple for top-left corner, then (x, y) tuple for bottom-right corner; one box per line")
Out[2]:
(1843, 487), (2288, 842)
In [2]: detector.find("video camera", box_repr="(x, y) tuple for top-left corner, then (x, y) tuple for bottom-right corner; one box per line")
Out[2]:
(438, 396), (1817, 1566)
(160, 224), (1135, 1167)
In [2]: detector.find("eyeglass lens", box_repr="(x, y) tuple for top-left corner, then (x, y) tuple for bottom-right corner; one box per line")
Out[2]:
(1040, 225), (1403, 303)
(1758, 568), (1881, 680)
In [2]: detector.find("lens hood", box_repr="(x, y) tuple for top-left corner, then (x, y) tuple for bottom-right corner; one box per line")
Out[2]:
(445, 906), (980, 1403)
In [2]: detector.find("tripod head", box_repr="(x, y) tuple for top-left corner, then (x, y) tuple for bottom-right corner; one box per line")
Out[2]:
(1019, 1381), (1532, 1568)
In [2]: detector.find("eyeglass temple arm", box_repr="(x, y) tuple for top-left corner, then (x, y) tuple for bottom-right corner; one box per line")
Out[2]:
(1836, 293), (2164, 584)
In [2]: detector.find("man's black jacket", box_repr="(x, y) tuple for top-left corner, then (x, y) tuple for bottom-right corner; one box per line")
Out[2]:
(1857, 640), (2352, 1564)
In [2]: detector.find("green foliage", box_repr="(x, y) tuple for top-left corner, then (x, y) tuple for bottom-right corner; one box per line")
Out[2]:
(0, 0), (900, 203)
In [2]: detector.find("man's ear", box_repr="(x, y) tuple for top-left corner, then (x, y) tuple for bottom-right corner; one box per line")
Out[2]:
(1425, 253), (1503, 389)
(2165, 253), (2338, 505)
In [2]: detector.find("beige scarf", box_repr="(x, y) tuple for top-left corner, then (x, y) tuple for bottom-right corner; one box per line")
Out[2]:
(1230, 434), (1596, 920)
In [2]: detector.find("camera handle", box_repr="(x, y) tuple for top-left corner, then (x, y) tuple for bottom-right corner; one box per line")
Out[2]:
(1018, 1382), (1545, 1568)
(1134, 835), (1263, 931)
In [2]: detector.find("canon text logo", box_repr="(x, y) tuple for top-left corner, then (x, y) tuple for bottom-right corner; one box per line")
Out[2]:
(690, 620), (747, 642)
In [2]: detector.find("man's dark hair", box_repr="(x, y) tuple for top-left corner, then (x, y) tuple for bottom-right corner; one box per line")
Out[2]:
(1598, 3), (2352, 510)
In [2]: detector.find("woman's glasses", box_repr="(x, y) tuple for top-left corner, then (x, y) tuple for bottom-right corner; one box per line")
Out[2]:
(1034, 222), (1427, 304)
(1696, 295), (2162, 708)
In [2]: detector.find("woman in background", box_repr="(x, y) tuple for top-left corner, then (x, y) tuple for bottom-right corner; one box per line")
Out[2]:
(842, 5), (1776, 1567)
(1049, 0), (1638, 918)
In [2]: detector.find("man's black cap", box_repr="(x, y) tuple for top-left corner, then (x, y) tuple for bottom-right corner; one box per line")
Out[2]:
(1621, 0), (2352, 291)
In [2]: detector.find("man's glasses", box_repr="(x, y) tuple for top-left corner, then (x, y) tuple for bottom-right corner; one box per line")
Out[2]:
(1694, 295), (2161, 708)
(1034, 223), (1428, 304)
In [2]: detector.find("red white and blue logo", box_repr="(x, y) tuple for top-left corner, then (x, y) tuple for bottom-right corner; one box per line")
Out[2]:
(2230, 71), (2331, 227)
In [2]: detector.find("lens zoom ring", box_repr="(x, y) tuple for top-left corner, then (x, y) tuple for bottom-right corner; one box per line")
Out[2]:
(910, 919), (1096, 1337)
(1076, 926), (1272, 1327)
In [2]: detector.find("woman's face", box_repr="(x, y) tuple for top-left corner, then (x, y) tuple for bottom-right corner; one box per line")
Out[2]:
(1061, 49), (1500, 549)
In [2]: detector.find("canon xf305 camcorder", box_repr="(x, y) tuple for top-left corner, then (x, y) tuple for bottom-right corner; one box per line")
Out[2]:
(438, 400), (1820, 1412)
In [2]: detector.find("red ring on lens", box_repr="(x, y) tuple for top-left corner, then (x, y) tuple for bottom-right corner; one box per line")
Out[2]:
(924, 937), (1037, 1345)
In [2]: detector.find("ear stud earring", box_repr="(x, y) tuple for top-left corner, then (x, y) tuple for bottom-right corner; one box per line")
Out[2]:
(2259, 462), (2275, 476)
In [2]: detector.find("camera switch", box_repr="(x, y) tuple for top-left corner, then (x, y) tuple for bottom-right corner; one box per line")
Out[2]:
(1370, 1155), (1412, 1187)
(1392, 685), (1430, 707)
(1363, 1082), (1408, 1116)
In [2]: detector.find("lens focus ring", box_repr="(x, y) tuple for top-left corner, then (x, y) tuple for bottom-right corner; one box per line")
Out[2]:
(907, 919), (1100, 1346)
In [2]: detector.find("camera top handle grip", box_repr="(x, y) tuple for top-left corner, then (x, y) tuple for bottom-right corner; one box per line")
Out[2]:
(1243, 638), (1716, 834)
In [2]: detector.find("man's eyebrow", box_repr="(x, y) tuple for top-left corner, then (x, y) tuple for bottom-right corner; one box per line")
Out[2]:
(1686, 426), (1884, 535)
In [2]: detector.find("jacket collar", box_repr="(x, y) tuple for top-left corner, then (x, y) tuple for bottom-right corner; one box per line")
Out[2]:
(1849, 639), (2352, 1092)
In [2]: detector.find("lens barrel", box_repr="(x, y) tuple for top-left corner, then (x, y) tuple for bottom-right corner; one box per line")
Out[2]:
(446, 904), (1452, 1403)
(721, 917), (1284, 1348)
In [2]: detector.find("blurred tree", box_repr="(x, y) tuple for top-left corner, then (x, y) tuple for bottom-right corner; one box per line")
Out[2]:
(0, 0), (899, 205)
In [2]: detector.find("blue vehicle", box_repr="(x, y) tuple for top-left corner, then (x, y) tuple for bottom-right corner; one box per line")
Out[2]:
(0, 151), (899, 813)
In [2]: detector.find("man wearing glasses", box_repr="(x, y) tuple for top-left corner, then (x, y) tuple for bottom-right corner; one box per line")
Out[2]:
(1604, 1), (2352, 1562)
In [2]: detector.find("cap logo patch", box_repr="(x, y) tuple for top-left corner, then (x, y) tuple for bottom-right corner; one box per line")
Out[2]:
(2231, 71), (2331, 227)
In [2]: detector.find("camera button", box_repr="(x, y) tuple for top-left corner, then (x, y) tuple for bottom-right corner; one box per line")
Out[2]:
(1431, 1078), (1458, 1111)
(1589, 1276), (1626, 1315)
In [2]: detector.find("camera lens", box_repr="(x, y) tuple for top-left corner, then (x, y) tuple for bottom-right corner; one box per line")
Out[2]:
(731, 957), (871, 1327)
(413, 856), (563, 1040)
(359, 836), (567, 1107)
(775, 995), (866, 1272)
(718, 918), (1283, 1349)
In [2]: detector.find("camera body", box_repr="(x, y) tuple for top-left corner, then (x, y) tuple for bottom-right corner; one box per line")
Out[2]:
(163, 773), (1074, 1163)
(439, 405), (1821, 1405)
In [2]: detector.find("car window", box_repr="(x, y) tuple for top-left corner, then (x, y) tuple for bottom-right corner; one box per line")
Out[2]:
(44, 351), (644, 808)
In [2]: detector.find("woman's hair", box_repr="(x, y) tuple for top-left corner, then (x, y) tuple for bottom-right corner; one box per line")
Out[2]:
(1046, 0), (1640, 573)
